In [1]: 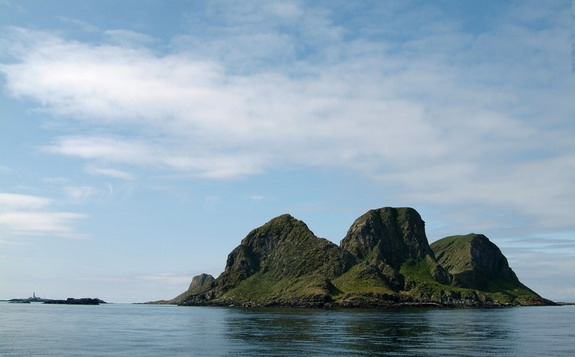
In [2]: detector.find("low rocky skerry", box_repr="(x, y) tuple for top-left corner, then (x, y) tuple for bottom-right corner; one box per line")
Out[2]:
(171, 207), (554, 308)
(44, 298), (106, 305)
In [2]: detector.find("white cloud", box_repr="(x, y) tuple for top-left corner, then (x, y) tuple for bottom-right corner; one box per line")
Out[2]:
(44, 135), (267, 178)
(0, 193), (86, 238)
(0, 212), (85, 235)
(0, 193), (53, 210)
(43, 136), (156, 164)
(65, 186), (96, 203)
(86, 166), (135, 180)
(0, 1), (573, 234)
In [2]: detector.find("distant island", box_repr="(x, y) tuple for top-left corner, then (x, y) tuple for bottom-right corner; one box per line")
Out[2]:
(8, 293), (106, 305)
(8, 292), (46, 303)
(44, 298), (106, 305)
(163, 207), (554, 308)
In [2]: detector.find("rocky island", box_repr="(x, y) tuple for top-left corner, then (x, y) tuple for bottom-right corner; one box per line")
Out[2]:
(43, 298), (106, 305)
(7, 294), (106, 305)
(170, 207), (553, 308)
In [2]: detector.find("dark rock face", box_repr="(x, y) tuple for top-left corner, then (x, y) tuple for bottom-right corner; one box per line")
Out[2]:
(339, 207), (449, 288)
(174, 207), (552, 308)
(341, 207), (433, 268)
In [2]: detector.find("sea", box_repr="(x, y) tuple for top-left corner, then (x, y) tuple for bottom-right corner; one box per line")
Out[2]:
(1, 302), (574, 356)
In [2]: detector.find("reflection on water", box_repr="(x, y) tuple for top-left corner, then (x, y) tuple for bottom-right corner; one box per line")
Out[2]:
(223, 308), (517, 356)
(1, 303), (574, 356)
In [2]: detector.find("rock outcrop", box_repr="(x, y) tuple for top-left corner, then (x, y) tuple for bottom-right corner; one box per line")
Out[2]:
(174, 207), (553, 308)
(430, 233), (547, 305)
(339, 208), (449, 291)
(170, 273), (215, 304)
(341, 208), (433, 266)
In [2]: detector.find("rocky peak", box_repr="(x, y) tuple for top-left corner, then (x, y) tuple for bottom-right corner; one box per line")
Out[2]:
(214, 213), (355, 295)
(431, 233), (519, 290)
(169, 273), (215, 304)
(240, 214), (315, 257)
(340, 207), (434, 269)
(188, 273), (215, 292)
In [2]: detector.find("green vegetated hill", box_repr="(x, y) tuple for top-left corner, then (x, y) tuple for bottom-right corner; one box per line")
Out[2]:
(173, 207), (554, 308)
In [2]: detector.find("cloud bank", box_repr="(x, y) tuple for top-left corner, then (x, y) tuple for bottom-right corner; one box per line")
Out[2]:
(0, 1), (573, 234)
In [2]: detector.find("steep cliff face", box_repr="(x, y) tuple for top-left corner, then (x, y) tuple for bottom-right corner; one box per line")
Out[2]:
(341, 207), (432, 267)
(338, 207), (449, 292)
(175, 207), (552, 307)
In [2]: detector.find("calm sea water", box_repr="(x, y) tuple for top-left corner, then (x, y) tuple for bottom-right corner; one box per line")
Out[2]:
(1, 302), (574, 356)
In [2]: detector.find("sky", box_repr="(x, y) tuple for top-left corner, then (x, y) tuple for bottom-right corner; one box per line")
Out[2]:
(1, 0), (574, 303)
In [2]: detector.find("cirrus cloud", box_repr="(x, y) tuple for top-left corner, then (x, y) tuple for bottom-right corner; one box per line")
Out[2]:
(0, 193), (86, 239)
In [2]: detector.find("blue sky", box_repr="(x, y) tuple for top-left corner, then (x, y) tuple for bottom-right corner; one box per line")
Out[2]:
(1, 0), (574, 303)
